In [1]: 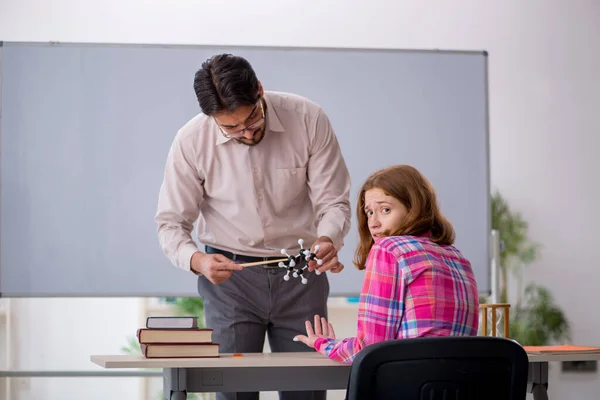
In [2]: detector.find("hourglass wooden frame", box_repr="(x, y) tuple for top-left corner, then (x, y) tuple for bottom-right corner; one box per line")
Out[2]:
(479, 303), (511, 338)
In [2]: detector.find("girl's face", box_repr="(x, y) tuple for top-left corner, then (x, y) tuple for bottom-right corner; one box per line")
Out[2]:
(363, 187), (408, 241)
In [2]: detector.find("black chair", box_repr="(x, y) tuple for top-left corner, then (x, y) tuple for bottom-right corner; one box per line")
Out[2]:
(345, 336), (529, 400)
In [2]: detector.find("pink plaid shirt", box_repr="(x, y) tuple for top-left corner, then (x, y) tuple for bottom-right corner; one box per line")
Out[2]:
(314, 234), (479, 364)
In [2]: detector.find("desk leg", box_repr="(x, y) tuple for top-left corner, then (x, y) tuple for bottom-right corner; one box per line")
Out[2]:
(528, 362), (549, 400)
(163, 368), (187, 400)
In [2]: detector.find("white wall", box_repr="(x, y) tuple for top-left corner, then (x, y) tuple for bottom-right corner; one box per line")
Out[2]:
(1, 0), (600, 399)
(5, 298), (142, 400)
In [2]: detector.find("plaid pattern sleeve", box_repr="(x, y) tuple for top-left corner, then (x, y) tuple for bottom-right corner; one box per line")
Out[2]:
(313, 239), (403, 363)
(314, 235), (479, 364)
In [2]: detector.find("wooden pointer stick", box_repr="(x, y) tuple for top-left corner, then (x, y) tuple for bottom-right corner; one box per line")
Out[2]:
(239, 258), (289, 268)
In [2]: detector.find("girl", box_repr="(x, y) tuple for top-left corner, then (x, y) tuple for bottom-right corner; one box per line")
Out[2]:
(293, 164), (480, 364)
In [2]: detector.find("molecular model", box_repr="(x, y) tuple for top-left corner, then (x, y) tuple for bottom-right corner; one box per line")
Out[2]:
(277, 239), (323, 284)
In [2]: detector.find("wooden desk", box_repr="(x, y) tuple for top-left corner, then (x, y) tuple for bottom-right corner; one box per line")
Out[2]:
(91, 351), (600, 400)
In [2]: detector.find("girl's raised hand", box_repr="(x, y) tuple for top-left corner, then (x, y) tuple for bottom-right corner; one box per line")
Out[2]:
(293, 314), (337, 348)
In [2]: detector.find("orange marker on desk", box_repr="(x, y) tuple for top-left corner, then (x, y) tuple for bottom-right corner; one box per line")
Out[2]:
(233, 353), (243, 358)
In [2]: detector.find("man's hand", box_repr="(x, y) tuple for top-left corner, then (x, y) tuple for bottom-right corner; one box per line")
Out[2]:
(293, 314), (337, 349)
(190, 251), (243, 284)
(308, 236), (344, 274)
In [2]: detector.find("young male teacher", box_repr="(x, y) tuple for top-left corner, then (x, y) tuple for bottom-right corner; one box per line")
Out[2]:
(155, 54), (351, 400)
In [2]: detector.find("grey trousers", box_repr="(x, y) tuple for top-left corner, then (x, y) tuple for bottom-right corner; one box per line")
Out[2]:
(198, 247), (329, 400)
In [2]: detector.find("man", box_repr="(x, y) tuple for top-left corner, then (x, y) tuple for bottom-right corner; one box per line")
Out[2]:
(155, 53), (351, 400)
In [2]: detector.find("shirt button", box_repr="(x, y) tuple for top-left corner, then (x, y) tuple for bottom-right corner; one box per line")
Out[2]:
(291, 170), (297, 175)
(258, 195), (263, 201)
(262, 218), (270, 226)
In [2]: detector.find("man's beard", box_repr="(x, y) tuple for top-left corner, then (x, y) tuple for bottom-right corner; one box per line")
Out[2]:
(235, 127), (266, 146)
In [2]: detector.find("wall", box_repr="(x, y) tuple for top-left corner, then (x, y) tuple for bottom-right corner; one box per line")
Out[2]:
(1, 0), (599, 399)
(6, 298), (142, 400)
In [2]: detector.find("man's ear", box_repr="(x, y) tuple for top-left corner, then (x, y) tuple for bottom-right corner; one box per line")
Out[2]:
(257, 80), (264, 97)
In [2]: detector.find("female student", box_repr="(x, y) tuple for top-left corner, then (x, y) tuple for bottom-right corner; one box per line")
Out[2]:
(293, 164), (480, 364)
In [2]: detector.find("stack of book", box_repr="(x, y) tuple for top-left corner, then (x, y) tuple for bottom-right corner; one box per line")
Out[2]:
(137, 316), (219, 358)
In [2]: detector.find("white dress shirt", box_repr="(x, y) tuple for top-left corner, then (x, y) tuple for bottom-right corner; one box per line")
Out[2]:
(155, 91), (351, 271)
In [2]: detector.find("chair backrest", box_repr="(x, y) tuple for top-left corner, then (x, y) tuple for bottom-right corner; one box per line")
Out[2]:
(346, 336), (529, 400)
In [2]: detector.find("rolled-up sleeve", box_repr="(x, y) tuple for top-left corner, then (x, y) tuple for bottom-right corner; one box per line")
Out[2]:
(307, 109), (351, 250)
(155, 131), (204, 271)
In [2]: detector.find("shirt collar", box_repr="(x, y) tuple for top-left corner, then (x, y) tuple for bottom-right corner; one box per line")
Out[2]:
(215, 93), (285, 145)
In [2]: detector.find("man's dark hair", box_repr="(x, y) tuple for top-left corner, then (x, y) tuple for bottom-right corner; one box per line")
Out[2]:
(193, 54), (260, 115)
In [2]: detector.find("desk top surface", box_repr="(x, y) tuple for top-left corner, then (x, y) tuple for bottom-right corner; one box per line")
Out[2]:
(91, 351), (600, 369)
(91, 352), (346, 369)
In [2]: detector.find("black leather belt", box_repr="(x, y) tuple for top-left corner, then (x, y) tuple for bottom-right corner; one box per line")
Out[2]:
(205, 246), (283, 269)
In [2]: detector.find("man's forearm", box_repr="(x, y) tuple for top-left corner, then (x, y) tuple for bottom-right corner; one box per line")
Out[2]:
(317, 205), (351, 251)
(156, 222), (200, 271)
(155, 130), (205, 272)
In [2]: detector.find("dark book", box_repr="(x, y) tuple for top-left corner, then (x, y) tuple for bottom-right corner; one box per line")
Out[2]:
(145, 316), (199, 329)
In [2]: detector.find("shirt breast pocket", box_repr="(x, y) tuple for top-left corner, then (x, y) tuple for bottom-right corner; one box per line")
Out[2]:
(271, 167), (309, 213)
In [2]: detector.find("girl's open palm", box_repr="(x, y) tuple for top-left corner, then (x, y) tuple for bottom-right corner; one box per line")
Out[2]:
(293, 314), (337, 348)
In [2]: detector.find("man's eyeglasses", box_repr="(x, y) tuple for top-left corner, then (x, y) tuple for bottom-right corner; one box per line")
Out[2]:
(215, 99), (265, 139)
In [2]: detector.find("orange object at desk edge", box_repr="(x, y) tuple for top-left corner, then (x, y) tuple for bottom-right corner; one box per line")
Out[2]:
(523, 345), (600, 354)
